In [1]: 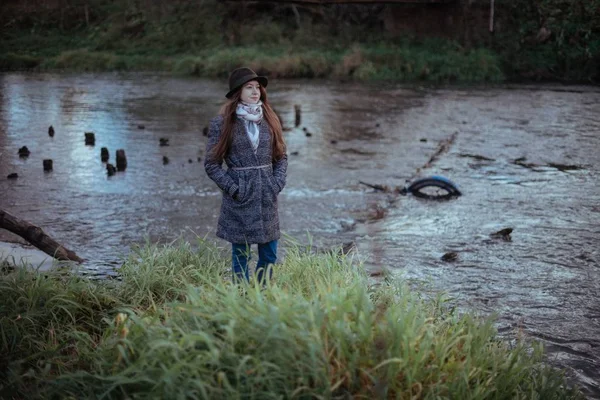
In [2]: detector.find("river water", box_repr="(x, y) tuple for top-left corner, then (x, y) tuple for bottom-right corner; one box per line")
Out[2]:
(0, 73), (598, 397)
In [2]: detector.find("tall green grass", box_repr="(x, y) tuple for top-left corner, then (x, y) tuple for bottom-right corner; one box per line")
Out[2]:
(0, 239), (582, 399)
(19, 43), (501, 83)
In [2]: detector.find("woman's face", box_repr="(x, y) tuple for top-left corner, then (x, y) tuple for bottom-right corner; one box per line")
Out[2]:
(240, 80), (261, 104)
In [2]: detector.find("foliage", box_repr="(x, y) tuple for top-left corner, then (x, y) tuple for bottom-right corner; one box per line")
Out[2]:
(0, 239), (583, 399)
(0, 0), (597, 81)
(496, 0), (600, 81)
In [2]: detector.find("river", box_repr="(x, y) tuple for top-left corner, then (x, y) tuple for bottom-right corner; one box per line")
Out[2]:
(0, 73), (598, 397)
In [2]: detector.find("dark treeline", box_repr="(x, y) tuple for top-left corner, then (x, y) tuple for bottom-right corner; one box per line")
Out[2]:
(0, 0), (598, 82)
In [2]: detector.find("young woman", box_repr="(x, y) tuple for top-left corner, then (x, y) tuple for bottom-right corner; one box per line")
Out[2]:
(204, 67), (287, 284)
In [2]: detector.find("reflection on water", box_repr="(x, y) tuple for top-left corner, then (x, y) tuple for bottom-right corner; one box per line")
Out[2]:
(0, 73), (599, 398)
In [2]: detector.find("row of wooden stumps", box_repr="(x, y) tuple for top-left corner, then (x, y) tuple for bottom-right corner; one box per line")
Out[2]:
(84, 132), (127, 176)
(3, 107), (294, 261)
(9, 130), (127, 178)
(0, 208), (84, 263)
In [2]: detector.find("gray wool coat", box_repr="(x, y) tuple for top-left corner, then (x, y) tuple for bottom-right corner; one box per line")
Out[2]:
(204, 115), (287, 244)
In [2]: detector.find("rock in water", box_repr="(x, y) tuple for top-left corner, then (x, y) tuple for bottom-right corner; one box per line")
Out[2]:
(441, 252), (459, 262)
(490, 228), (513, 241)
(18, 146), (30, 157)
(106, 163), (116, 176)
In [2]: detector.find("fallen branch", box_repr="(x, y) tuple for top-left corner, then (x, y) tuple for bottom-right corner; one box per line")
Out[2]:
(359, 181), (391, 192)
(0, 208), (84, 263)
(422, 131), (458, 170)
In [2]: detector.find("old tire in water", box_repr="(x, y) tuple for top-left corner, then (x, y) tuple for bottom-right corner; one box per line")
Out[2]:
(407, 175), (461, 199)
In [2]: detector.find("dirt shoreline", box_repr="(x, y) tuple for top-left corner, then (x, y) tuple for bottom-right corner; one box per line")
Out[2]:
(0, 238), (56, 271)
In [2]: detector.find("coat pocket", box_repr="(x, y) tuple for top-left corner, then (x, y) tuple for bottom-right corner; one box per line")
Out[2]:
(267, 174), (281, 196)
(228, 169), (246, 203)
(236, 176), (247, 203)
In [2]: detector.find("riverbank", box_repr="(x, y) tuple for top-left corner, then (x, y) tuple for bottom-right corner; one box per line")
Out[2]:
(0, 240), (58, 272)
(1, 0), (597, 83)
(0, 42), (504, 84)
(0, 239), (584, 399)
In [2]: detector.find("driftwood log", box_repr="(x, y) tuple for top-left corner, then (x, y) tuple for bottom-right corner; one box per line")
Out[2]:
(0, 208), (84, 263)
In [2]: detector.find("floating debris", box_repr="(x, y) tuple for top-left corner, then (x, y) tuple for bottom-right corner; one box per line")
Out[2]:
(513, 157), (539, 169)
(421, 132), (457, 169)
(406, 175), (462, 199)
(360, 175), (461, 200)
(7, 173), (18, 179)
(459, 153), (495, 161)
(359, 181), (391, 192)
(513, 158), (584, 172)
(340, 148), (377, 156)
(548, 163), (584, 172)
(159, 138), (169, 146)
(48, 126), (55, 137)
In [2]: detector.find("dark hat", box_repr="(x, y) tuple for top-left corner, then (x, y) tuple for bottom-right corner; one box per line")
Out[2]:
(226, 67), (268, 99)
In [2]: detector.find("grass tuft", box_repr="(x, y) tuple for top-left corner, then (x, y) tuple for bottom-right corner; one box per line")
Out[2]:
(0, 239), (583, 399)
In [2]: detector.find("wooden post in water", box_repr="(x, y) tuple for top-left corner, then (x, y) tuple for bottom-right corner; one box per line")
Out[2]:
(18, 146), (30, 157)
(43, 159), (53, 171)
(101, 147), (109, 162)
(85, 132), (95, 146)
(116, 149), (127, 171)
(106, 163), (116, 176)
(294, 105), (301, 127)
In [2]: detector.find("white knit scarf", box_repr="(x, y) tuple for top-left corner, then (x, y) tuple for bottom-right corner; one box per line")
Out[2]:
(236, 101), (263, 152)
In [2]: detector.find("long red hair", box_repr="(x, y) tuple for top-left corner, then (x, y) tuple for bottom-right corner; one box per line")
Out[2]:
(211, 86), (285, 163)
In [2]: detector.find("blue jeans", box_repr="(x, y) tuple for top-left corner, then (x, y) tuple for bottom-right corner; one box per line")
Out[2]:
(232, 240), (278, 284)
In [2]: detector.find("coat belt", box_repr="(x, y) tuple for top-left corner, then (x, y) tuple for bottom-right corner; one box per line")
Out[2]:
(231, 164), (271, 171)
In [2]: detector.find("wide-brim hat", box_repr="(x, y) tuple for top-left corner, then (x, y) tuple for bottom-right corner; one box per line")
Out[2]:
(226, 67), (268, 99)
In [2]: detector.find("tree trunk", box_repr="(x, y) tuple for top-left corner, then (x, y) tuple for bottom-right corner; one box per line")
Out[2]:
(0, 208), (84, 263)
